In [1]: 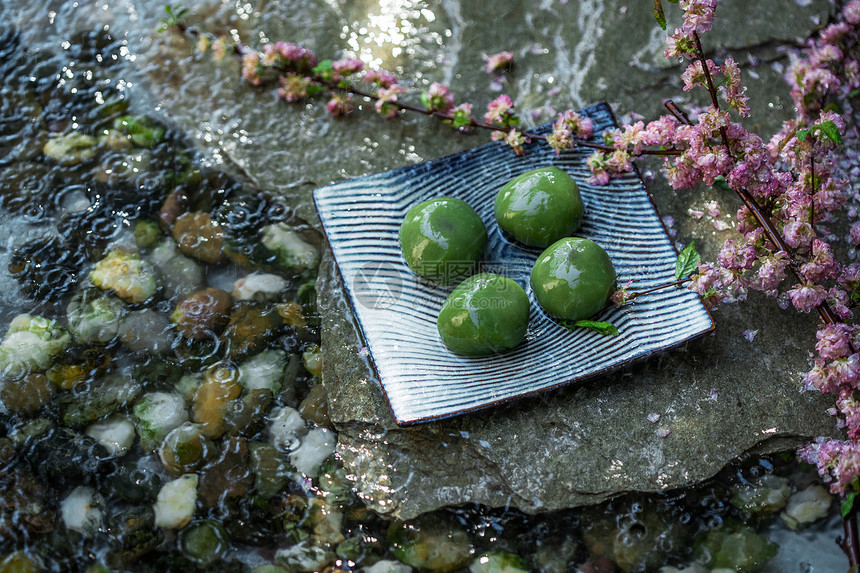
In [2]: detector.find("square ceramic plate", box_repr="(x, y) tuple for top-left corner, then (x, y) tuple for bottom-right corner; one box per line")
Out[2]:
(313, 102), (714, 426)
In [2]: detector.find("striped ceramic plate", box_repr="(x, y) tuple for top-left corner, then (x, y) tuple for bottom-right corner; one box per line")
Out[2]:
(313, 102), (714, 426)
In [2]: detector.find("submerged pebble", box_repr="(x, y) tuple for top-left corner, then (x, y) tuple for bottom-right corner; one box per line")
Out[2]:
(780, 484), (832, 529)
(261, 223), (320, 272)
(60, 485), (103, 534)
(85, 415), (136, 457)
(158, 422), (217, 477)
(153, 474), (199, 529)
(89, 250), (158, 304)
(192, 362), (242, 439)
(172, 211), (224, 264)
(289, 427), (336, 478)
(133, 391), (189, 451)
(171, 287), (232, 340)
(730, 474), (791, 515)
(118, 308), (173, 354)
(232, 272), (287, 301)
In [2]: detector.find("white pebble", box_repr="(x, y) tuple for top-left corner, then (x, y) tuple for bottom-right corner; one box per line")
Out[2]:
(780, 484), (833, 529)
(61, 486), (102, 533)
(266, 406), (308, 452)
(232, 272), (287, 301)
(153, 474), (198, 529)
(290, 427), (337, 478)
(365, 560), (413, 573)
(85, 416), (136, 456)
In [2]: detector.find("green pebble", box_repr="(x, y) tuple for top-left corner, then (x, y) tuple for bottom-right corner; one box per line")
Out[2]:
(134, 220), (161, 249)
(179, 520), (229, 567)
(494, 166), (584, 247)
(437, 273), (529, 356)
(530, 237), (616, 322)
(399, 197), (487, 285)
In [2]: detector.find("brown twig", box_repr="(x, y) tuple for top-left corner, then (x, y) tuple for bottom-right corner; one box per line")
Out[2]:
(664, 99), (692, 124)
(627, 277), (692, 301)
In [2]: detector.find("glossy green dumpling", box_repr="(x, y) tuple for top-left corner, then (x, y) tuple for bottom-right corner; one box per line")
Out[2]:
(494, 166), (584, 248)
(399, 197), (487, 284)
(437, 273), (530, 356)
(530, 237), (616, 322)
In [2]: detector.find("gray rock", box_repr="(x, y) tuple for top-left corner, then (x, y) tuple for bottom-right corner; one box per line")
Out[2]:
(41, 0), (838, 520)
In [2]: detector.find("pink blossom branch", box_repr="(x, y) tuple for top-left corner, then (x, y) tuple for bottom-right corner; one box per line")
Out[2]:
(691, 26), (857, 567)
(175, 22), (684, 158)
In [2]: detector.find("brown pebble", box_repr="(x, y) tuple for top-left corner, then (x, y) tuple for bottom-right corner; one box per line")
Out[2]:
(171, 288), (232, 340)
(171, 211), (224, 264)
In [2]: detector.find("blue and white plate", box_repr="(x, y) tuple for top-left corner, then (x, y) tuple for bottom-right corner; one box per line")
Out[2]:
(313, 102), (714, 426)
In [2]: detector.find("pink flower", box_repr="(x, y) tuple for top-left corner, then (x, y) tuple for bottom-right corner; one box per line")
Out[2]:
(664, 29), (696, 60)
(611, 281), (634, 306)
(717, 238), (756, 270)
(641, 115), (679, 147)
(241, 52), (264, 86)
(612, 121), (647, 155)
(502, 130), (530, 156)
(423, 82), (455, 114)
(720, 57), (750, 116)
(799, 438), (860, 495)
(547, 110), (594, 154)
(800, 239), (840, 282)
(827, 287), (853, 320)
(447, 103), (474, 131)
(277, 74), (310, 102)
(750, 251), (789, 295)
(586, 151), (611, 186)
(325, 94), (353, 116)
(787, 282), (827, 312)
(816, 323), (853, 361)
(803, 362), (832, 393)
(375, 84), (407, 118)
(688, 262), (727, 308)
(332, 58), (364, 79)
(263, 41), (317, 72)
(845, 0), (860, 25)
(849, 222), (860, 246)
(482, 51), (514, 74)
(484, 94), (515, 125)
(840, 263), (860, 292)
(679, 0), (718, 35)
(829, 354), (860, 389)
(364, 69), (397, 88)
(782, 220), (815, 249)
(838, 392), (860, 439)
(681, 59), (720, 91)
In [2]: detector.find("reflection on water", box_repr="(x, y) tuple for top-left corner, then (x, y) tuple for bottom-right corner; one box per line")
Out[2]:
(0, 1), (849, 572)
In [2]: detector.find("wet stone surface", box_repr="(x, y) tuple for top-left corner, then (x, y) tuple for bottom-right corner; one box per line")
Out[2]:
(4, 0), (843, 528)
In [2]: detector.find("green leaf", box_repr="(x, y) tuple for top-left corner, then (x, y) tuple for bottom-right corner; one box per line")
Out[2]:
(797, 121), (843, 146)
(842, 491), (857, 520)
(850, 88), (860, 98)
(306, 85), (325, 98)
(675, 241), (701, 281)
(713, 174), (731, 191)
(312, 59), (334, 82)
(654, 0), (667, 30)
(817, 120), (843, 146)
(564, 320), (619, 336)
(157, 4), (187, 32)
(419, 91), (431, 109)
